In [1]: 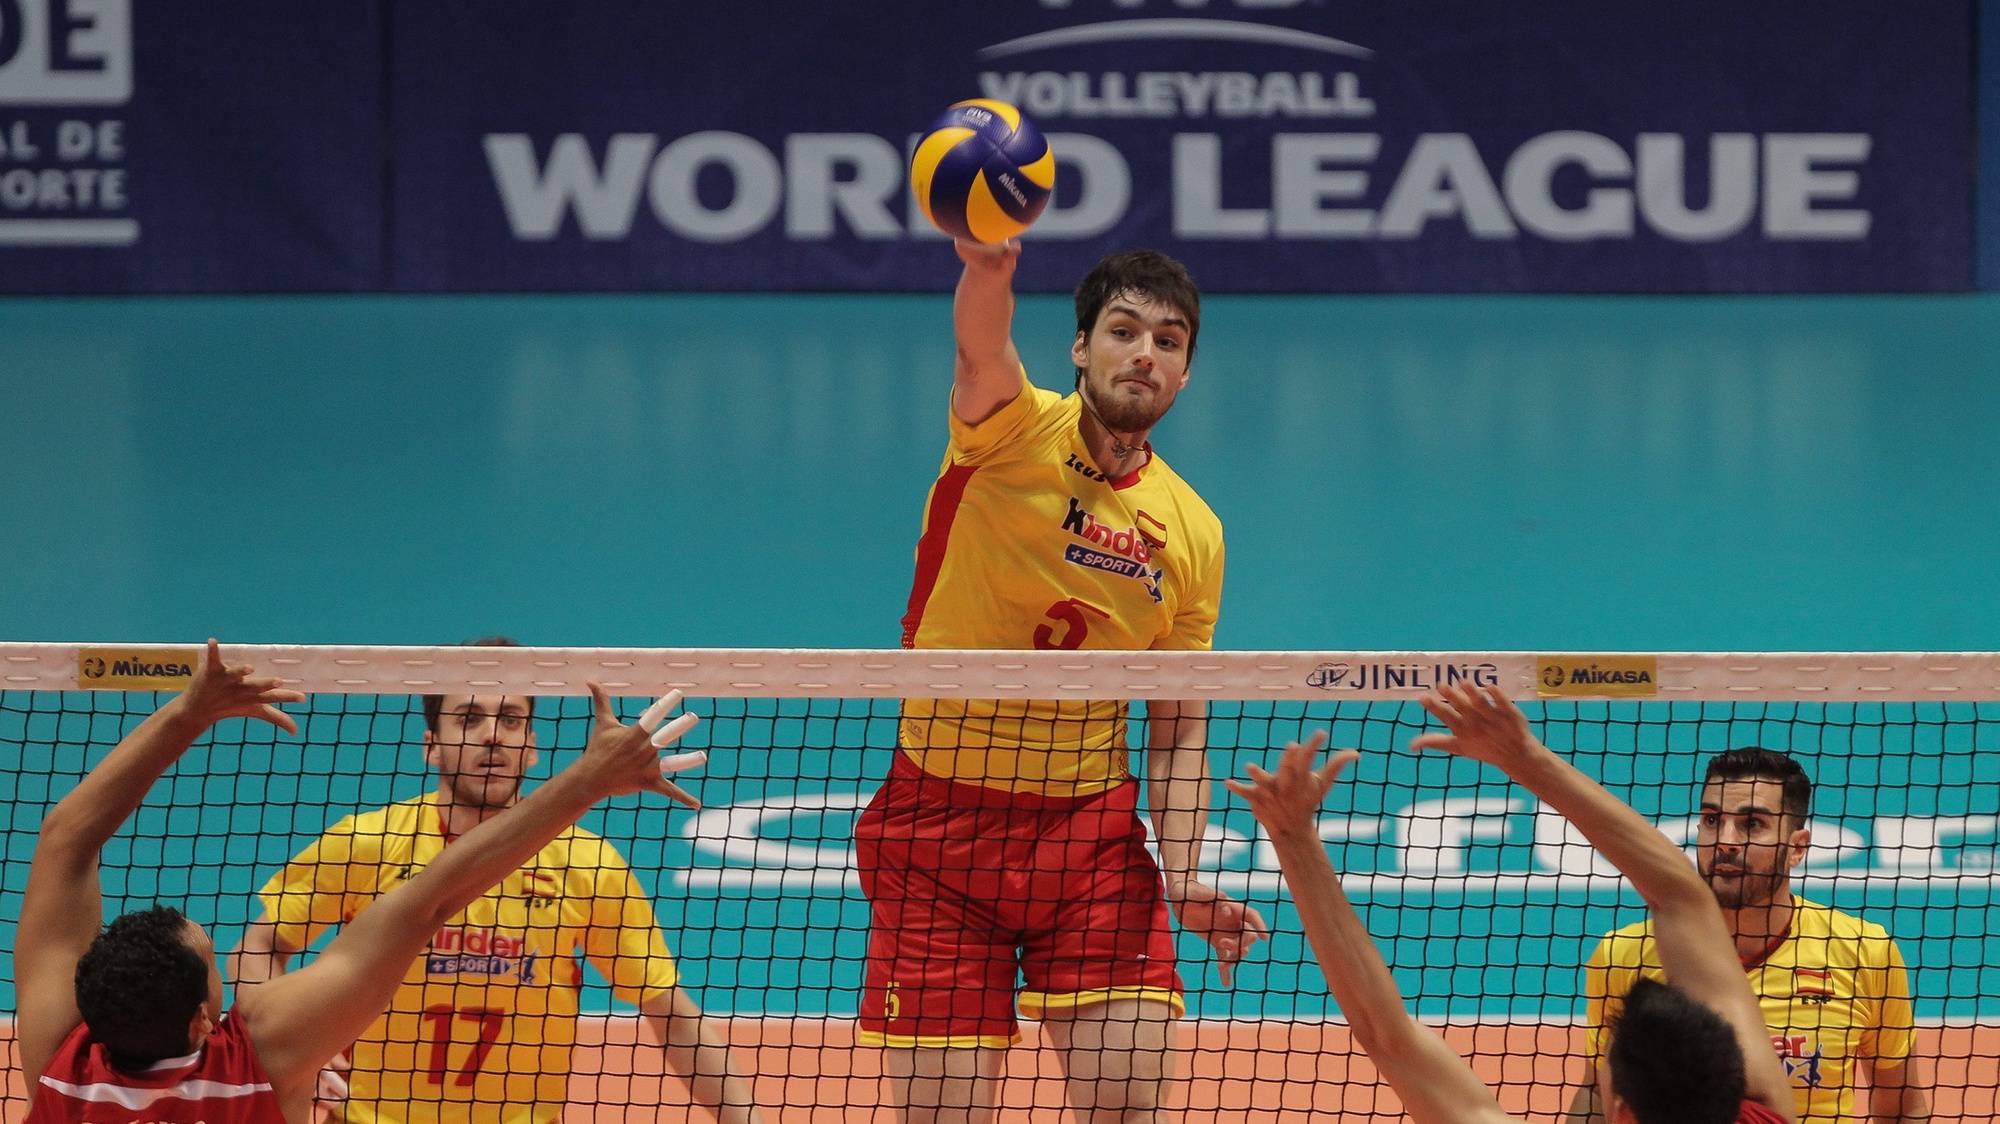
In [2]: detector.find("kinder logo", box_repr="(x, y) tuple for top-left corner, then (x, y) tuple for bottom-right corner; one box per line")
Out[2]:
(0, 0), (133, 104)
(1307, 661), (1499, 691)
(1060, 496), (1153, 564)
(427, 926), (538, 982)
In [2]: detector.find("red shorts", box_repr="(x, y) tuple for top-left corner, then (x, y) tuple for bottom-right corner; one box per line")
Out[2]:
(854, 752), (1184, 1048)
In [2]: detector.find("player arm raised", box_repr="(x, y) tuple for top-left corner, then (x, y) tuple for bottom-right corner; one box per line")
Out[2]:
(1413, 682), (1797, 1121)
(14, 641), (300, 1086)
(1148, 698), (1267, 984)
(950, 238), (1027, 424)
(1227, 734), (1517, 1124)
(233, 686), (708, 1102)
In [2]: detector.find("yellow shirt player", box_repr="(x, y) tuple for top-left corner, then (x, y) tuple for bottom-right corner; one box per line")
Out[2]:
(1571, 749), (1930, 1124)
(858, 241), (1268, 1124)
(231, 656), (763, 1124)
(1584, 897), (1915, 1124)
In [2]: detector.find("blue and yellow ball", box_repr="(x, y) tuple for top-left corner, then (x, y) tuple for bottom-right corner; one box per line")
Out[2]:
(910, 99), (1056, 244)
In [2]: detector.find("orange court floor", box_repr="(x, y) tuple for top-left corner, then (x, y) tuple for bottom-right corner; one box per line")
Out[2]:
(10, 1019), (1990, 1123)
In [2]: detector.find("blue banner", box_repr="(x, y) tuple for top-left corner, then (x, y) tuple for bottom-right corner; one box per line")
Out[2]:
(0, 0), (381, 293)
(391, 1), (1971, 293)
(0, 2), (1975, 292)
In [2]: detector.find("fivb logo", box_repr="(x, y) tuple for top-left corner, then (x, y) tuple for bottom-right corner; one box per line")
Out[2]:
(0, 0), (131, 104)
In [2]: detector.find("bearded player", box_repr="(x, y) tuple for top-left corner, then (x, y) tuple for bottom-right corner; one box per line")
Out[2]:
(1232, 682), (1800, 1124)
(1568, 749), (1930, 1123)
(856, 238), (1265, 1124)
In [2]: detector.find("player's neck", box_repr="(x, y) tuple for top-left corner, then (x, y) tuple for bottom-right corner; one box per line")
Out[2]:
(1725, 888), (1797, 963)
(1077, 409), (1151, 478)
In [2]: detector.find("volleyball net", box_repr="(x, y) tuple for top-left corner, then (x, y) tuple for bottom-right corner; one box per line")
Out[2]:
(2, 644), (1997, 1121)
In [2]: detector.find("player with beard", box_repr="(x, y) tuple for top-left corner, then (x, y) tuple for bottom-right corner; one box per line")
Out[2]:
(860, 240), (1261, 1124)
(1232, 681), (1803, 1124)
(231, 640), (762, 1124)
(1569, 749), (1930, 1123)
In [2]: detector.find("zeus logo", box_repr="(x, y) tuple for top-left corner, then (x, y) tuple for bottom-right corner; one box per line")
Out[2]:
(0, 0), (132, 104)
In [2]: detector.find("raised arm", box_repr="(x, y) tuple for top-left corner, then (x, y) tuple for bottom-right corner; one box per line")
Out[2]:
(1148, 698), (1267, 984)
(14, 640), (300, 1085)
(234, 686), (708, 1099)
(1226, 734), (1515, 1124)
(1412, 681), (1796, 1118)
(950, 238), (1026, 424)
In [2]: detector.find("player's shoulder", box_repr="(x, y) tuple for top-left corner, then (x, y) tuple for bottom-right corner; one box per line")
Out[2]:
(539, 821), (628, 870)
(1137, 451), (1223, 539)
(1588, 915), (1659, 964)
(1792, 895), (1898, 950)
(316, 795), (420, 839)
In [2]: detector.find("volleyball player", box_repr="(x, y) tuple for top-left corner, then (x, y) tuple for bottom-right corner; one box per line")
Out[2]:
(1568, 750), (1930, 1123)
(1229, 681), (1798, 1124)
(860, 238), (1263, 1124)
(230, 640), (761, 1124)
(18, 640), (711, 1124)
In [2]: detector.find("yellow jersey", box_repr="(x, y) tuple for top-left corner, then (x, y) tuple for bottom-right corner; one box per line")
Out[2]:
(254, 795), (681, 1124)
(899, 375), (1226, 796)
(1583, 896), (1917, 1124)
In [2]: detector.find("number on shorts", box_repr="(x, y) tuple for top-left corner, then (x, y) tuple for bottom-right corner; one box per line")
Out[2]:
(422, 1005), (505, 1087)
(1033, 597), (1110, 650)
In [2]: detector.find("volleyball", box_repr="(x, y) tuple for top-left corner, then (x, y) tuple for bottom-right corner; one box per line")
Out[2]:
(909, 99), (1055, 244)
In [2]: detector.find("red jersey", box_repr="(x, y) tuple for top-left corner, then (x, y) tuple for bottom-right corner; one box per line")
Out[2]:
(26, 1013), (283, 1124)
(1738, 1101), (1789, 1124)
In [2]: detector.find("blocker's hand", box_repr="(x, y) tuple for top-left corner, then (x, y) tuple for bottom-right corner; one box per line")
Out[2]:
(1225, 731), (1357, 844)
(580, 684), (707, 808)
(174, 638), (304, 735)
(1167, 877), (1269, 987)
(1409, 681), (1546, 772)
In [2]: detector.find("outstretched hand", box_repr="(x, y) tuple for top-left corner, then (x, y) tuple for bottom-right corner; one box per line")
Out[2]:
(1225, 731), (1358, 842)
(177, 638), (304, 735)
(580, 684), (707, 808)
(1409, 681), (1544, 770)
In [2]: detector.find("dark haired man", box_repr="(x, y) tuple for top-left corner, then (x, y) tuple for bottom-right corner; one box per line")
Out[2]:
(19, 641), (711, 1124)
(862, 240), (1259, 1124)
(1570, 749), (1930, 1123)
(231, 639), (761, 1124)
(1230, 681), (1799, 1124)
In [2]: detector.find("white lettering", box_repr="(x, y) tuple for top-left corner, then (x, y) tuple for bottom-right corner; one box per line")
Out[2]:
(1272, 133), (1375, 236)
(1635, 133), (1756, 241)
(1399, 796), (1524, 877)
(1173, 132), (1266, 237)
(1034, 131), (1129, 238)
(647, 131), (782, 242)
(784, 133), (902, 239)
(1503, 131), (1633, 240)
(1762, 132), (1871, 239)
(485, 133), (654, 240)
(1377, 133), (1514, 239)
